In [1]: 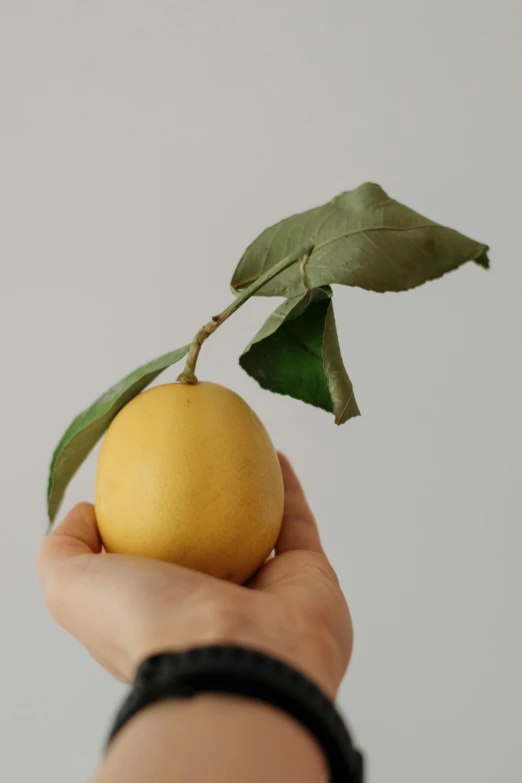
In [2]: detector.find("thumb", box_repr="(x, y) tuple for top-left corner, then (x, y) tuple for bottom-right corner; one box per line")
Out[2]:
(37, 502), (102, 588)
(275, 454), (324, 556)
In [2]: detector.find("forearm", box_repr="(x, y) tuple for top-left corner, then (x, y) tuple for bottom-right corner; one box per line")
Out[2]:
(95, 694), (326, 783)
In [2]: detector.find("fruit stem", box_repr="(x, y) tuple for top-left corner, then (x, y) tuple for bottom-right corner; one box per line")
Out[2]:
(177, 238), (316, 384)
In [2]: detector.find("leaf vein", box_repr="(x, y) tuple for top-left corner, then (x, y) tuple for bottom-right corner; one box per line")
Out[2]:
(314, 223), (438, 253)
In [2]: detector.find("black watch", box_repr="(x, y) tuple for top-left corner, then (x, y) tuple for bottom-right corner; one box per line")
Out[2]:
(107, 644), (364, 783)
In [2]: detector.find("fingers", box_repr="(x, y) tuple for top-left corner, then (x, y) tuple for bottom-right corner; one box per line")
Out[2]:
(37, 502), (102, 587)
(275, 453), (324, 555)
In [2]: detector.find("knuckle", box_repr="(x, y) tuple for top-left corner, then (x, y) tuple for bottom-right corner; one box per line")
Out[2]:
(35, 540), (48, 576)
(298, 551), (339, 583)
(39, 556), (90, 626)
(294, 550), (323, 570)
(36, 533), (56, 578)
(42, 571), (66, 623)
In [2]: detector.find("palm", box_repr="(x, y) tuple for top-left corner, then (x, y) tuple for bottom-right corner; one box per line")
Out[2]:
(39, 455), (352, 698)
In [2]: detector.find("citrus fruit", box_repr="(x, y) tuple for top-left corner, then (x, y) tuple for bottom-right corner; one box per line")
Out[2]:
(95, 381), (284, 583)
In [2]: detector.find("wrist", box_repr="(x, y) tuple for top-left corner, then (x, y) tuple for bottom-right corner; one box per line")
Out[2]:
(134, 627), (339, 700)
(100, 694), (326, 783)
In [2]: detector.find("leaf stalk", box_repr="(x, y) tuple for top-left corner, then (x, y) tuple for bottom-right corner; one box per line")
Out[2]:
(177, 238), (316, 384)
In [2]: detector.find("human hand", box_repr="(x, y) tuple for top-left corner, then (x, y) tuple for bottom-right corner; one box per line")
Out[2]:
(38, 454), (352, 699)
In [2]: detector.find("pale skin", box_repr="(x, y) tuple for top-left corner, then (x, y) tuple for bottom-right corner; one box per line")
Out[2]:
(38, 454), (353, 782)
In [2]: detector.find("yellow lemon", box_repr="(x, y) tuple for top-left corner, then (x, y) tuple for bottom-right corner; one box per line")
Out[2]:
(95, 382), (284, 584)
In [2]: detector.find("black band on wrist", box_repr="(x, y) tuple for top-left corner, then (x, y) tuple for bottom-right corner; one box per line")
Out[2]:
(106, 644), (363, 782)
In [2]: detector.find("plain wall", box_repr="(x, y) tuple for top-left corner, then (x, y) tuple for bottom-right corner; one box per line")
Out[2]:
(1, 2), (520, 781)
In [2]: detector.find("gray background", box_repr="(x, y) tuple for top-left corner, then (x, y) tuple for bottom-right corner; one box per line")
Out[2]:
(1, 1), (520, 781)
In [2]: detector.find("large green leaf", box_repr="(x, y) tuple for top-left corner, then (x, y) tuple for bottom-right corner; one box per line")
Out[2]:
(231, 182), (489, 298)
(240, 288), (359, 424)
(47, 345), (189, 525)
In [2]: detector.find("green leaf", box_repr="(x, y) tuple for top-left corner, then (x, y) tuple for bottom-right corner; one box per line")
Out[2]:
(47, 344), (190, 526)
(239, 288), (359, 424)
(231, 182), (490, 298)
